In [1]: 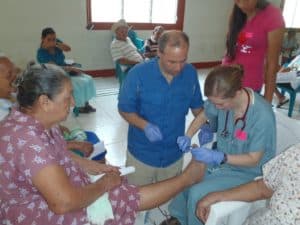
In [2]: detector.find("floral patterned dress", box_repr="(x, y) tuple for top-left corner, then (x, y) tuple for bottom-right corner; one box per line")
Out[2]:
(0, 109), (140, 225)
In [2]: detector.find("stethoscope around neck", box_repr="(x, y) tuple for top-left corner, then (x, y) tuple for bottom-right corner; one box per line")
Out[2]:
(220, 88), (250, 138)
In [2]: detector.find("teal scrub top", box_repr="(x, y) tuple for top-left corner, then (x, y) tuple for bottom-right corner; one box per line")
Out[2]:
(204, 89), (276, 177)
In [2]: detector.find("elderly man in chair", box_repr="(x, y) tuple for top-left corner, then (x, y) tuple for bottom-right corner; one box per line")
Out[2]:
(110, 19), (144, 76)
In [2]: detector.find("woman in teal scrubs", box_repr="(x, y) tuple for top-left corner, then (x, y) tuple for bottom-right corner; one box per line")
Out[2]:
(166, 65), (276, 225)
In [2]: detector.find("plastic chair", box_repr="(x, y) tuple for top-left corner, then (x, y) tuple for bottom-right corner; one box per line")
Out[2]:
(128, 29), (145, 53)
(205, 111), (300, 225)
(277, 83), (300, 117)
(205, 200), (266, 225)
(115, 62), (131, 87)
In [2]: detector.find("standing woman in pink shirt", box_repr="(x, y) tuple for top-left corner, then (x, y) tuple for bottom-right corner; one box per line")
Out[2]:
(223, 0), (285, 102)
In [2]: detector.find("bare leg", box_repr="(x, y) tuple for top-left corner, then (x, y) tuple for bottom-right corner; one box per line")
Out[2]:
(138, 160), (205, 211)
(274, 88), (285, 102)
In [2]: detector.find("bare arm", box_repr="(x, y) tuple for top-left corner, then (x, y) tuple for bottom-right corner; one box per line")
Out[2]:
(196, 179), (274, 223)
(67, 141), (94, 157)
(186, 110), (207, 137)
(32, 164), (121, 214)
(119, 110), (148, 130)
(191, 108), (203, 117)
(70, 154), (119, 175)
(56, 41), (71, 52)
(117, 58), (141, 66)
(264, 27), (285, 102)
(227, 151), (263, 167)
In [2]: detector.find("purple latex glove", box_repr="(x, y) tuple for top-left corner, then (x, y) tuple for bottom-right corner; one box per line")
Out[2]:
(198, 123), (214, 146)
(144, 123), (163, 142)
(177, 136), (191, 153)
(191, 147), (224, 166)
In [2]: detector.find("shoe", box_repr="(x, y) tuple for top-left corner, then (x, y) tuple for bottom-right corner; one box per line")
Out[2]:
(159, 217), (181, 225)
(276, 98), (289, 108)
(78, 106), (90, 113)
(85, 104), (96, 112)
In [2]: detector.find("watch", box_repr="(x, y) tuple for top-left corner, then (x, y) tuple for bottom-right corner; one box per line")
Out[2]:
(220, 153), (227, 165)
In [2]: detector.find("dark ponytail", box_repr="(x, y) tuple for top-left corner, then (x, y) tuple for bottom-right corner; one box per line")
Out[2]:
(226, 0), (269, 60)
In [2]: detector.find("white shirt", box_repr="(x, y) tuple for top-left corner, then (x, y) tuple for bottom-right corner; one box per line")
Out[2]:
(0, 98), (12, 121)
(110, 37), (143, 72)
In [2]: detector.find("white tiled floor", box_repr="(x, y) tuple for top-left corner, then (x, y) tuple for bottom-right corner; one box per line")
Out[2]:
(61, 70), (300, 225)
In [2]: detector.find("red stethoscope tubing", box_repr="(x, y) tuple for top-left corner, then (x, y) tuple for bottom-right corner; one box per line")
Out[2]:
(221, 88), (250, 137)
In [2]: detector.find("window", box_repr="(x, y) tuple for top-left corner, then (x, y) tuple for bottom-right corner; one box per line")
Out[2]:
(282, 0), (300, 28)
(86, 0), (185, 30)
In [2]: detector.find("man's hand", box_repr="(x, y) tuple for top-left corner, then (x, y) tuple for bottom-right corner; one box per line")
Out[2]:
(198, 123), (214, 146)
(144, 123), (163, 142)
(177, 135), (191, 152)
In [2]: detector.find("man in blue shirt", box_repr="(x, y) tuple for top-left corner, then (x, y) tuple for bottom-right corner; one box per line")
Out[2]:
(118, 30), (204, 185)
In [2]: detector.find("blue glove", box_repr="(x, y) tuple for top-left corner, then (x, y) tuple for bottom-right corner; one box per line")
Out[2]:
(177, 136), (191, 153)
(144, 123), (163, 142)
(198, 123), (214, 146)
(191, 147), (224, 166)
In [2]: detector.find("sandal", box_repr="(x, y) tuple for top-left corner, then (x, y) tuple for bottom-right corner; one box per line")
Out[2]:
(85, 104), (96, 112)
(276, 98), (289, 108)
(78, 106), (90, 113)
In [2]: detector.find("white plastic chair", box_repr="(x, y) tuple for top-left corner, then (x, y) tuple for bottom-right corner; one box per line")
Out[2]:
(205, 110), (300, 225)
(205, 200), (267, 225)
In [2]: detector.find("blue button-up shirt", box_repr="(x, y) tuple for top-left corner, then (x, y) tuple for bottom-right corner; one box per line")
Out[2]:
(118, 58), (203, 167)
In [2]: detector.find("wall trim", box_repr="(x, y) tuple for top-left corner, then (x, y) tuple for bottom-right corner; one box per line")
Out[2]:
(191, 61), (221, 69)
(84, 69), (115, 77)
(84, 60), (221, 77)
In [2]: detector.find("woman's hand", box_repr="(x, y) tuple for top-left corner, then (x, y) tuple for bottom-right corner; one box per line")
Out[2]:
(81, 159), (119, 175)
(100, 171), (122, 192)
(56, 40), (71, 52)
(196, 192), (221, 223)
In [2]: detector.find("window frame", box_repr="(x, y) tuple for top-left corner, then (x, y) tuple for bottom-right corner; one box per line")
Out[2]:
(281, 0), (300, 29)
(86, 0), (186, 30)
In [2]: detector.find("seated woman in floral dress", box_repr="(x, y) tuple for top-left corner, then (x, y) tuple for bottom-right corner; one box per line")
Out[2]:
(0, 62), (205, 225)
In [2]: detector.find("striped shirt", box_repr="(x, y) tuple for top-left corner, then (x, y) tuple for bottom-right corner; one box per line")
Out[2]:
(110, 37), (143, 71)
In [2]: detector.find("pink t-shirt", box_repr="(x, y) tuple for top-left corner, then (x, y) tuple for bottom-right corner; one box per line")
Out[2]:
(223, 4), (285, 91)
